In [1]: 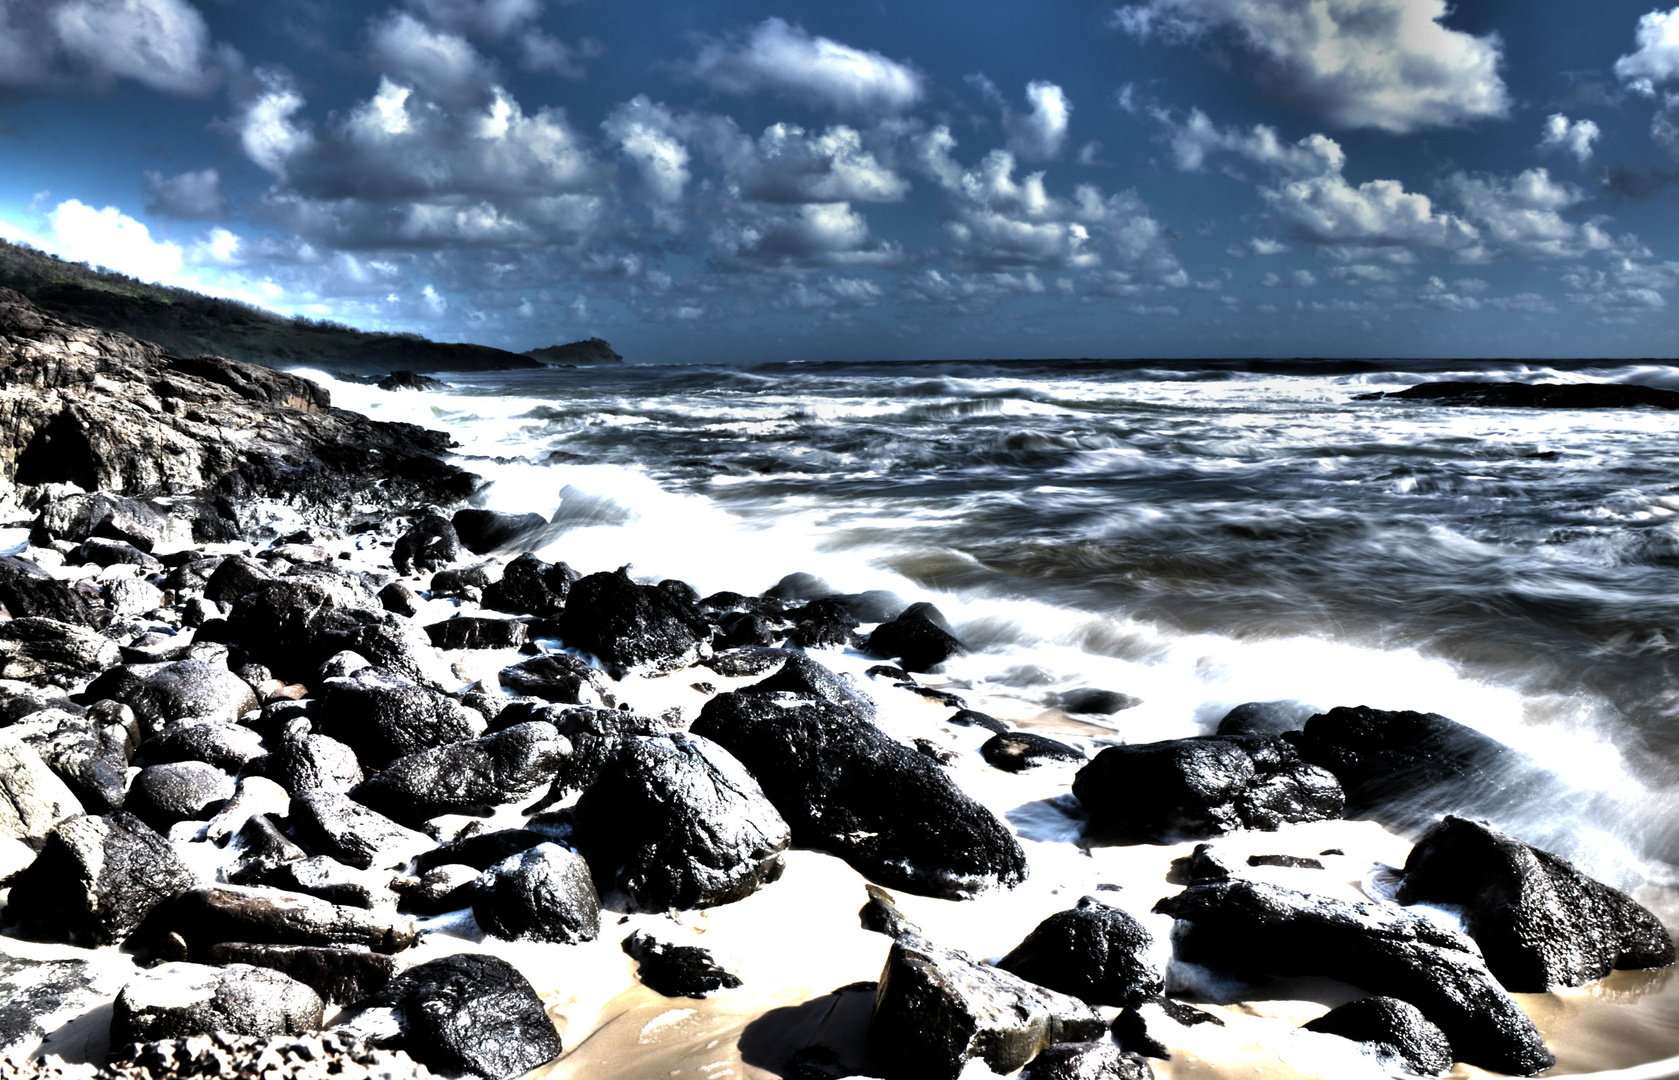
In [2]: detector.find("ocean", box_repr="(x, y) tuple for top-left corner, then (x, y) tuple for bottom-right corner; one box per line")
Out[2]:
(305, 356), (1679, 1077)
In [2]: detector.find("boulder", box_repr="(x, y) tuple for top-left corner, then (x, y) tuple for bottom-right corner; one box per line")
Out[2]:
(110, 962), (324, 1047)
(870, 933), (1106, 1080)
(125, 761), (235, 830)
(742, 652), (876, 719)
(472, 843), (601, 944)
(137, 720), (266, 772)
(0, 557), (99, 626)
(201, 776), (291, 846)
(33, 492), (174, 552)
(225, 813), (310, 886)
(203, 555), (277, 605)
(289, 790), (435, 871)
(121, 659), (261, 737)
(0, 680), (83, 725)
(784, 598), (858, 650)
(622, 931), (742, 997)
(1153, 880), (1553, 1074)
(413, 828), (546, 874)
(270, 728), (364, 795)
(0, 729), (83, 847)
(716, 610), (783, 649)
(74, 537), (160, 568)
(1303, 996), (1452, 1076)
(1110, 997), (1225, 1059)
(496, 653), (608, 706)
(353, 722), (571, 824)
(946, 708), (1010, 734)
(429, 565), (490, 600)
(106, 576), (167, 617)
(206, 943), (401, 1006)
(572, 733), (790, 911)
(402, 863), (483, 915)
(261, 855), (395, 910)
(692, 683), (1027, 900)
(704, 647), (796, 678)
(225, 579), (436, 687)
(863, 603), (963, 673)
(0, 617), (121, 679)
(378, 580), (421, 617)
(425, 617), (529, 651)
(1395, 815), (1676, 990)
(6, 811), (197, 946)
(13, 711), (129, 813)
(1370, 380), (1679, 410)
(1053, 689), (1142, 715)
(149, 885), (416, 957)
(555, 567), (712, 674)
(532, 706), (663, 798)
(1214, 700), (1313, 738)
(1020, 1043), (1153, 1080)
(393, 515), (459, 575)
(353, 953), (562, 1080)
(1072, 735), (1343, 841)
(451, 509), (548, 556)
(981, 731), (1086, 773)
(316, 667), (479, 768)
(997, 897), (1163, 1008)
(480, 553), (575, 617)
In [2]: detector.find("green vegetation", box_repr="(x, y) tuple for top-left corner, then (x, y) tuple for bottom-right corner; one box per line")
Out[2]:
(0, 238), (543, 375)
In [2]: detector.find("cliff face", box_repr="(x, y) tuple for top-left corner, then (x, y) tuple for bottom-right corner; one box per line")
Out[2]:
(523, 338), (623, 365)
(0, 287), (477, 522)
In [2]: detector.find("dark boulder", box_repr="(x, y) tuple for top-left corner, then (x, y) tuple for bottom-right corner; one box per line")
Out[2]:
(1109, 998), (1225, 1060)
(451, 510), (549, 556)
(0, 557), (99, 626)
(739, 652), (876, 719)
(471, 842), (601, 943)
(425, 616), (529, 651)
(863, 602), (963, 673)
(377, 580), (420, 617)
(1072, 735), (1343, 841)
(480, 553), (575, 617)
(1153, 879), (1553, 1074)
(0, 617), (122, 679)
(33, 492), (172, 552)
(393, 514), (459, 575)
(622, 931), (742, 997)
(354, 953), (562, 1080)
(1369, 380), (1679, 410)
(353, 722), (571, 825)
(0, 680), (84, 725)
(377, 370), (446, 392)
(1179, 843), (1238, 884)
(692, 685), (1027, 900)
(997, 897), (1163, 1008)
(556, 567), (712, 674)
(496, 653), (608, 706)
(414, 828), (546, 874)
(110, 962), (324, 1046)
(137, 720), (265, 773)
(1396, 815), (1676, 990)
(13, 712), (129, 813)
(73, 537), (159, 569)
(715, 610), (782, 649)
(947, 709), (1010, 734)
(289, 790), (434, 871)
(270, 728), (364, 795)
(225, 813), (309, 886)
(536, 706), (663, 798)
(0, 729), (83, 846)
(6, 811), (197, 946)
(401, 864), (482, 915)
(261, 855), (394, 910)
(429, 565), (491, 600)
(785, 598), (858, 650)
(704, 647), (796, 678)
(870, 933), (1106, 1080)
(1053, 689), (1142, 715)
(148, 885), (417, 957)
(1303, 996), (1453, 1076)
(125, 761), (234, 830)
(203, 555), (276, 605)
(315, 667), (479, 768)
(859, 883), (921, 939)
(572, 733), (790, 911)
(981, 731), (1086, 773)
(1020, 1043), (1153, 1080)
(1215, 700), (1313, 738)
(206, 943), (400, 1006)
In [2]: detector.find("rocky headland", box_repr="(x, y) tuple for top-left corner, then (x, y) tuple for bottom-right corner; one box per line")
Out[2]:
(0, 291), (1671, 1080)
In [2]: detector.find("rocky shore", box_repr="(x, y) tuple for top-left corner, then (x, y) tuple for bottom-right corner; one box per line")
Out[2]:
(0, 291), (1673, 1080)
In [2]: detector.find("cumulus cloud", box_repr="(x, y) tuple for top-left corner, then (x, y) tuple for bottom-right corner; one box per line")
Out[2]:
(1538, 113), (1601, 163)
(1448, 168), (1619, 261)
(143, 167), (227, 219)
(404, 0), (540, 39)
(1005, 81), (1073, 160)
(1113, 0), (1509, 133)
(369, 12), (498, 103)
(691, 17), (924, 114)
(603, 96), (691, 227)
(0, 0), (236, 95)
(235, 70), (315, 181)
(1617, 7), (1679, 94)
(707, 202), (902, 269)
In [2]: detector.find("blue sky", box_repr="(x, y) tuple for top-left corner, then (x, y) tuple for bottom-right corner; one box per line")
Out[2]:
(3, 0), (1679, 362)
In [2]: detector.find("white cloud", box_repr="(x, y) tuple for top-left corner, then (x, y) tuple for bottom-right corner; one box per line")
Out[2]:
(0, 0), (234, 95)
(1538, 113), (1601, 163)
(707, 201), (902, 268)
(724, 123), (910, 204)
(236, 70), (315, 181)
(1162, 107), (1342, 175)
(1006, 81), (1073, 160)
(1616, 7), (1679, 94)
(1331, 263), (1403, 283)
(603, 96), (691, 227)
(1562, 257), (1679, 311)
(1262, 269), (1316, 287)
(143, 167), (227, 220)
(1448, 168), (1619, 261)
(405, 0), (540, 39)
(1114, 0), (1509, 133)
(41, 200), (185, 280)
(369, 12), (498, 103)
(691, 17), (924, 114)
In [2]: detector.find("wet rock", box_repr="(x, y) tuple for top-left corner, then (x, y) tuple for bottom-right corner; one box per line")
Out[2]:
(226, 813), (310, 886)
(203, 555), (277, 605)
(1248, 854), (1323, 870)
(1020, 1043), (1154, 1080)
(981, 731), (1086, 773)
(997, 897), (1163, 1008)
(0, 557), (99, 626)
(352, 953), (562, 1080)
(1290, 706), (1520, 826)
(315, 667), (479, 769)
(0, 680), (83, 725)
(622, 931), (742, 997)
(740, 652), (876, 719)
(393, 515), (459, 576)
(1371, 380), (1679, 410)
(152, 885), (416, 957)
(6, 811), (197, 945)
(262, 855), (395, 910)
(451, 510), (549, 556)
(138, 720), (265, 772)
(536, 707), (663, 798)
(105, 577), (167, 617)
(402, 863), (483, 915)
(121, 658), (260, 737)
(471, 843), (600, 943)
(1178, 843), (1237, 884)
(271, 728), (364, 795)
(869, 933), (1106, 1080)
(33, 492), (174, 552)
(74, 537), (161, 568)
(413, 828), (546, 874)
(1303, 996), (1453, 1076)
(1214, 700), (1314, 738)
(126, 761), (234, 830)
(0, 729), (83, 847)
(785, 598), (858, 649)
(110, 962), (324, 1046)
(947, 708), (1010, 734)
(225, 579), (435, 687)
(496, 653), (607, 706)
(480, 553), (575, 618)
(703, 647), (795, 678)
(692, 683), (1027, 900)
(556, 567), (712, 674)
(289, 790), (435, 871)
(1109, 998), (1225, 1060)
(1153, 879), (1553, 1074)
(306, 607), (442, 690)
(1054, 689), (1142, 715)
(429, 565), (490, 600)
(0, 955), (129, 1061)
(1395, 815), (1676, 990)
(1072, 735), (1343, 841)
(572, 733), (790, 911)
(425, 617), (529, 651)
(715, 610), (782, 649)
(378, 580), (420, 617)
(860, 883), (921, 939)
(13, 711), (129, 813)
(206, 943), (401, 1006)
(0, 618), (121, 679)
(353, 722), (570, 825)
(863, 603), (963, 673)
(107, 1029), (433, 1079)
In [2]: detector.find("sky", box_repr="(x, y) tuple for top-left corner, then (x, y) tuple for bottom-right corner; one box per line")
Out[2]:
(3, 0), (1679, 362)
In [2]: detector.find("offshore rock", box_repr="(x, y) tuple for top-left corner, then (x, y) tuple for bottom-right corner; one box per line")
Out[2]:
(1396, 815), (1676, 990)
(1073, 735), (1342, 841)
(1368, 380), (1679, 410)
(471, 843), (601, 944)
(353, 722), (570, 825)
(997, 897), (1163, 1008)
(110, 962), (324, 1046)
(1303, 996), (1453, 1076)
(6, 811), (197, 946)
(572, 733), (790, 911)
(1153, 880), (1553, 1074)
(556, 567), (712, 675)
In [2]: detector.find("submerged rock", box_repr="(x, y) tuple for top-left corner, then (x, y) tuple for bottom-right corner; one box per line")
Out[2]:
(1303, 996), (1452, 1076)
(981, 731), (1085, 773)
(1395, 815), (1676, 990)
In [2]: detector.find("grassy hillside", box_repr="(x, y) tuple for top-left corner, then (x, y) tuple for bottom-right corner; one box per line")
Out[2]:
(0, 238), (545, 375)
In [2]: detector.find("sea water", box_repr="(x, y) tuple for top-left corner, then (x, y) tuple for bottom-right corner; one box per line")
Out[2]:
(296, 356), (1679, 1077)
